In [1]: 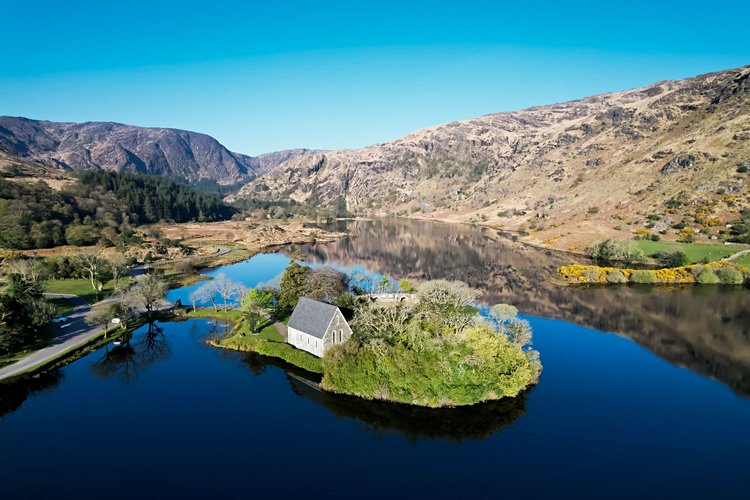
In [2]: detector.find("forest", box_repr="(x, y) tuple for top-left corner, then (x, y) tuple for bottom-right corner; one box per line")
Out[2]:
(0, 170), (237, 249)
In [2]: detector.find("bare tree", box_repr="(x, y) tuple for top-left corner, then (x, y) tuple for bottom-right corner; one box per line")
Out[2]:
(191, 281), (219, 311)
(303, 267), (348, 304)
(489, 303), (518, 327)
(85, 303), (113, 339)
(213, 273), (244, 310)
(124, 275), (167, 319)
(506, 318), (533, 348)
(76, 252), (109, 299)
(110, 292), (137, 332)
(107, 253), (130, 291)
(351, 303), (412, 345)
(417, 280), (479, 335)
(4, 259), (46, 297)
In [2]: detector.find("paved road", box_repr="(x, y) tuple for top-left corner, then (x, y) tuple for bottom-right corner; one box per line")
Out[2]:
(0, 293), (175, 382)
(0, 294), (103, 381)
(127, 245), (230, 277)
(0, 246), (229, 381)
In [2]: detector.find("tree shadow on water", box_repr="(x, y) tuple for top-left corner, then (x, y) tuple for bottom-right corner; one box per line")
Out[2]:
(90, 321), (170, 382)
(0, 370), (63, 418)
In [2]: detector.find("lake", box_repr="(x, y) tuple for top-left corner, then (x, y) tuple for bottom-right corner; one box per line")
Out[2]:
(1, 218), (749, 499)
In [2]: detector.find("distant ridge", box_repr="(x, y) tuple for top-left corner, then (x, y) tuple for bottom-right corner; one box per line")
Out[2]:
(0, 116), (307, 186)
(230, 65), (750, 248)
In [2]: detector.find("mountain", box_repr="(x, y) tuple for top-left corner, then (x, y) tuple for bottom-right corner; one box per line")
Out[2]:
(0, 117), (307, 186)
(232, 65), (750, 248)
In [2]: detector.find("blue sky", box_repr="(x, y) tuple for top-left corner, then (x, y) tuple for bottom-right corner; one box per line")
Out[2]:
(1, 0), (748, 154)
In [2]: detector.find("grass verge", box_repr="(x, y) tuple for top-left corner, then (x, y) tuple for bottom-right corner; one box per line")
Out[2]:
(43, 277), (133, 304)
(632, 240), (740, 264)
(48, 296), (76, 315)
(193, 308), (321, 374)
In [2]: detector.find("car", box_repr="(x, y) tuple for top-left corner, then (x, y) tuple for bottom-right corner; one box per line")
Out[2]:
(50, 317), (68, 324)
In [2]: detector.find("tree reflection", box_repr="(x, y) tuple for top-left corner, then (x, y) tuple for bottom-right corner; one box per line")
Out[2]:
(287, 372), (528, 442)
(0, 370), (63, 418)
(90, 321), (170, 382)
(236, 351), (527, 441)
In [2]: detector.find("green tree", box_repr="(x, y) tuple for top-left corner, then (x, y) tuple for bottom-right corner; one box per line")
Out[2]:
(278, 261), (310, 312)
(241, 288), (276, 333)
(657, 250), (689, 268)
(398, 279), (415, 293)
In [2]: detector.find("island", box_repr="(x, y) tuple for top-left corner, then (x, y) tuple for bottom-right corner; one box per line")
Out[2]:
(207, 256), (541, 408)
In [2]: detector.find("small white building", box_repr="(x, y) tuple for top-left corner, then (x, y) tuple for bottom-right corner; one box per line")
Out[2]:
(287, 297), (352, 358)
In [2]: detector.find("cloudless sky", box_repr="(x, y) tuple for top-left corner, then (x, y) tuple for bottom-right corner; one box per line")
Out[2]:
(1, 0), (748, 155)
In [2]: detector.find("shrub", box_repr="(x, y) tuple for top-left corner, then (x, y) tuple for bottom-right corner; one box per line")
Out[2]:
(252, 340), (323, 373)
(630, 270), (657, 284)
(322, 326), (536, 407)
(696, 268), (721, 284)
(717, 266), (744, 285)
(589, 240), (644, 264)
(657, 250), (689, 268)
(654, 267), (695, 283)
(678, 227), (696, 243)
(605, 270), (628, 283)
(738, 165), (749, 173)
(582, 268), (603, 283)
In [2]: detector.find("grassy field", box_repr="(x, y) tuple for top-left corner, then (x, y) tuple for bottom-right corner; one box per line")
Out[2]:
(187, 308), (284, 342)
(44, 277), (132, 304)
(48, 296), (76, 315)
(191, 307), (321, 373)
(632, 240), (742, 264)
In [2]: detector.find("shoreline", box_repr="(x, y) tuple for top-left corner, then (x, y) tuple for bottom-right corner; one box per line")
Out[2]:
(0, 219), (348, 383)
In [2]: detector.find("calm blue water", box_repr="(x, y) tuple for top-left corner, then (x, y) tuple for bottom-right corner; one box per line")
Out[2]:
(166, 252), (290, 306)
(1, 219), (749, 498)
(167, 252), (393, 307)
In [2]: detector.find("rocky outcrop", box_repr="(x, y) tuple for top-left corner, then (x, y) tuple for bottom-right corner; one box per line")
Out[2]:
(661, 153), (698, 174)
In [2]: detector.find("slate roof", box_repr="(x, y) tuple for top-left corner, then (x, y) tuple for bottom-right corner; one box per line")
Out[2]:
(288, 297), (339, 339)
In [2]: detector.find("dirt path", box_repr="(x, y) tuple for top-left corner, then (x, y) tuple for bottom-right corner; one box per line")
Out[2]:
(273, 321), (288, 340)
(724, 248), (750, 262)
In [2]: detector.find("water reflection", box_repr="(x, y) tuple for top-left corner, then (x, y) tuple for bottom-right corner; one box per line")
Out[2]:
(90, 321), (170, 382)
(237, 350), (526, 441)
(0, 370), (63, 418)
(291, 218), (750, 397)
(288, 373), (527, 442)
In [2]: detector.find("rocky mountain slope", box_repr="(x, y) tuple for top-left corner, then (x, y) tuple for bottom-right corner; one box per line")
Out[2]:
(0, 117), (307, 186)
(233, 65), (750, 249)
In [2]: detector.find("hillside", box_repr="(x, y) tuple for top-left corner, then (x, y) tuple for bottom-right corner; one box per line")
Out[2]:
(0, 117), (307, 186)
(232, 65), (750, 250)
(0, 157), (236, 249)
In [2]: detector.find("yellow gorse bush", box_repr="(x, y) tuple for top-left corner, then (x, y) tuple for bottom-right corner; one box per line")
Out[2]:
(558, 262), (747, 285)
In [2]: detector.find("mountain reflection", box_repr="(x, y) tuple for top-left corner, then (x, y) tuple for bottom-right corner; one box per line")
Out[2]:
(290, 218), (750, 397)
